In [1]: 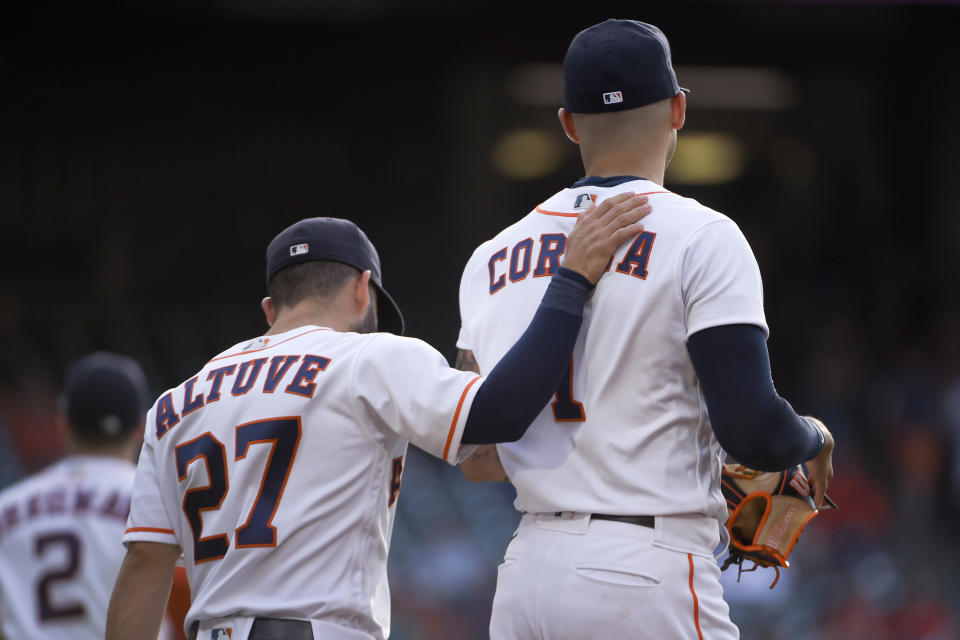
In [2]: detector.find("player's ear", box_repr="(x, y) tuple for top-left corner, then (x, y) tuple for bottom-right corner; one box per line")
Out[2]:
(355, 270), (373, 315)
(671, 92), (686, 131)
(261, 296), (276, 327)
(558, 108), (580, 144)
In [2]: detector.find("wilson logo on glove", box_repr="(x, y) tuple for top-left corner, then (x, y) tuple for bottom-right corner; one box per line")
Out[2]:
(720, 464), (836, 588)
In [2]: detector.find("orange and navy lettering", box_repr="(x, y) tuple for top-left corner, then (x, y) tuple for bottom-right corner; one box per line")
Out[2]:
(205, 365), (237, 403)
(156, 392), (181, 439)
(155, 354), (331, 439)
(182, 376), (205, 417)
(551, 357), (585, 422)
(263, 355), (300, 393)
(232, 357), (268, 396)
(285, 355), (330, 398)
(615, 231), (657, 280)
(485, 230), (657, 293)
(233, 417), (302, 548)
(533, 234), (566, 277)
(173, 418), (302, 564)
(509, 238), (534, 282)
(488, 248), (508, 294)
(175, 432), (230, 563)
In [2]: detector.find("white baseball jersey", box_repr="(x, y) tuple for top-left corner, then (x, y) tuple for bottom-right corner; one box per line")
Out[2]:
(0, 455), (135, 640)
(123, 325), (482, 639)
(458, 178), (767, 527)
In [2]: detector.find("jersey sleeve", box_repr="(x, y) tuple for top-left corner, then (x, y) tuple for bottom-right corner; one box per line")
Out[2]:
(455, 246), (484, 352)
(351, 334), (483, 465)
(680, 219), (769, 339)
(122, 414), (179, 547)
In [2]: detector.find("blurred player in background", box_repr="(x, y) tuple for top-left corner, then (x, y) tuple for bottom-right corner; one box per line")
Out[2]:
(0, 352), (149, 639)
(107, 205), (647, 640)
(456, 19), (834, 639)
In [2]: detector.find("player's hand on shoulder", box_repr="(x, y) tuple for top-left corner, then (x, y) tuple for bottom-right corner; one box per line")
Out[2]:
(562, 192), (652, 284)
(803, 416), (834, 509)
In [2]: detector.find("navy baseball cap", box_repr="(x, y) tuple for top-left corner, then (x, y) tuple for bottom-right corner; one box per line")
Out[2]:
(266, 217), (405, 335)
(63, 352), (149, 441)
(563, 19), (688, 114)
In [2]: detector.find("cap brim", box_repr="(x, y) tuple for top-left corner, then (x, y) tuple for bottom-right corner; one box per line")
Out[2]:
(679, 87), (690, 94)
(374, 284), (405, 336)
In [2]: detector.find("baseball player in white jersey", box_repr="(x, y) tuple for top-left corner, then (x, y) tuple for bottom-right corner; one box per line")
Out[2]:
(456, 19), (835, 639)
(0, 352), (150, 640)
(106, 201), (652, 640)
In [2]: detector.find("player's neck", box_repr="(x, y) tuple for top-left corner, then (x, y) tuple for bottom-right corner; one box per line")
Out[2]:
(579, 132), (672, 186)
(581, 152), (666, 186)
(69, 441), (134, 460)
(266, 302), (352, 336)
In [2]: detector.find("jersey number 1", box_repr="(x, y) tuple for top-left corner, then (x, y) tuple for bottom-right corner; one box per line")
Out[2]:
(174, 417), (301, 563)
(551, 357), (585, 422)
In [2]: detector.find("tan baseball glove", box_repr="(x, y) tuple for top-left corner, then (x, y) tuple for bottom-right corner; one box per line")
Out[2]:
(720, 463), (836, 587)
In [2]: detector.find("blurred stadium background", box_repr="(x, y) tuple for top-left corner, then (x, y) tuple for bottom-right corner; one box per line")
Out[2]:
(2, 1), (960, 638)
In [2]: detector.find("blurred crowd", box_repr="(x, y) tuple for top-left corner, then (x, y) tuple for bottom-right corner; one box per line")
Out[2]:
(2, 304), (959, 640)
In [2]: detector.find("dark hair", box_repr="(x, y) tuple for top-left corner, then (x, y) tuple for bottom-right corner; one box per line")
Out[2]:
(267, 260), (360, 309)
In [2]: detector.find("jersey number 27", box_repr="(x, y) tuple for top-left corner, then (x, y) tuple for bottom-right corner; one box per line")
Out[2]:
(174, 417), (301, 563)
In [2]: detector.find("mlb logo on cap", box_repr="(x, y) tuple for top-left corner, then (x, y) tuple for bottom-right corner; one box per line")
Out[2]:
(563, 20), (687, 113)
(603, 91), (623, 105)
(266, 217), (406, 335)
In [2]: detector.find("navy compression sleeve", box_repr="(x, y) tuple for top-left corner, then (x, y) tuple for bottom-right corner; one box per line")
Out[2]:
(686, 324), (824, 471)
(461, 267), (592, 445)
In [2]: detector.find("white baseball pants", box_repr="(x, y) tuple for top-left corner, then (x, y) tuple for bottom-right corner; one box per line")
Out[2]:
(489, 512), (739, 640)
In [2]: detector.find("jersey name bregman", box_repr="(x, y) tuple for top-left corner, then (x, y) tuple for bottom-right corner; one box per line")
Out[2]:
(0, 486), (130, 541)
(154, 353), (331, 439)
(488, 230), (656, 294)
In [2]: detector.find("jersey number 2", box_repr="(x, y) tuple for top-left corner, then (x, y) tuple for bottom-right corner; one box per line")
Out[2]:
(174, 417), (301, 563)
(551, 357), (585, 422)
(35, 532), (85, 621)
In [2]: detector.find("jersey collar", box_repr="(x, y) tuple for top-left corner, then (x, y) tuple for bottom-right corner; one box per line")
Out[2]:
(571, 175), (647, 189)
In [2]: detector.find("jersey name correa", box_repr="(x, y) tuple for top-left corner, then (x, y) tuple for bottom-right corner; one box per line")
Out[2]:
(123, 326), (481, 639)
(458, 179), (767, 525)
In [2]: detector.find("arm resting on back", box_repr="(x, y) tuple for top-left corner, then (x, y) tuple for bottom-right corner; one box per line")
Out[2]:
(687, 324), (823, 471)
(461, 267), (592, 445)
(455, 352), (510, 481)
